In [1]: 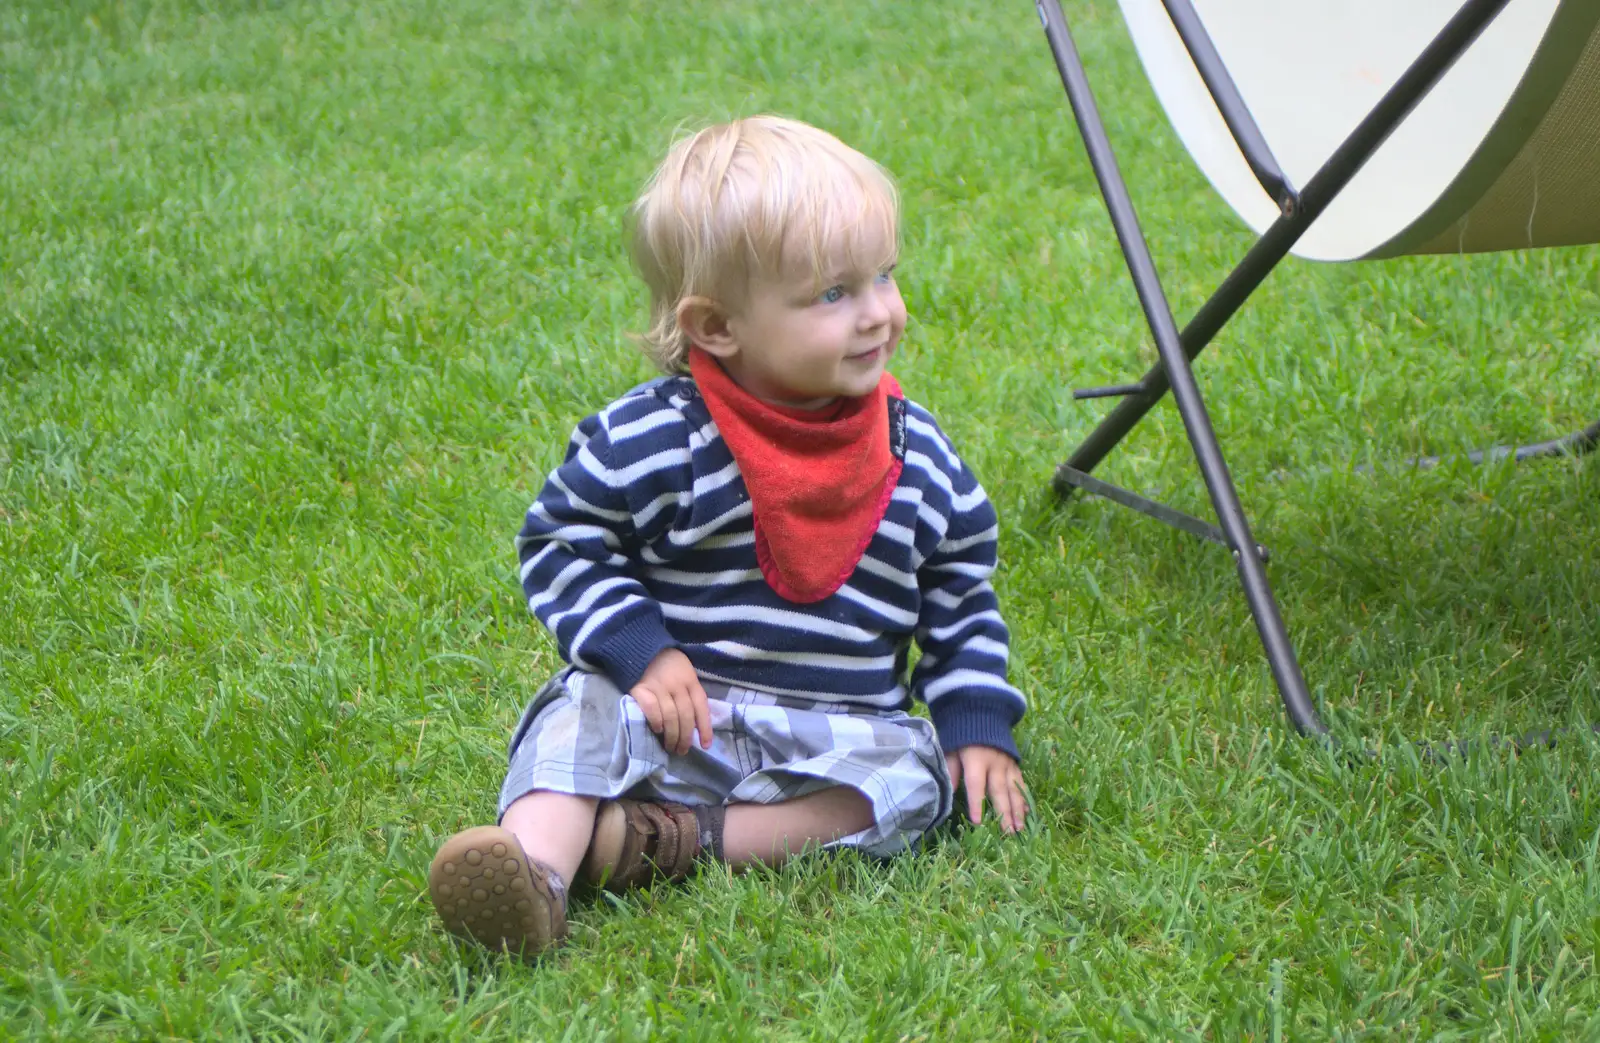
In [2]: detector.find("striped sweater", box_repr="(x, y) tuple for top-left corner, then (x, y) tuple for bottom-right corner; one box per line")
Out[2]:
(515, 374), (1026, 759)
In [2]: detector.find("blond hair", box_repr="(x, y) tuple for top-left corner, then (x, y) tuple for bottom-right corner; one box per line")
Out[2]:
(628, 116), (900, 373)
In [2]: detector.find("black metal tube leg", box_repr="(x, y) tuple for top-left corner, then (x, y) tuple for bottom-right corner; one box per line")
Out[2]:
(1157, 0), (1296, 213)
(1411, 416), (1600, 468)
(1037, 0), (1327, 737)
(1062, 0), (1511, 481)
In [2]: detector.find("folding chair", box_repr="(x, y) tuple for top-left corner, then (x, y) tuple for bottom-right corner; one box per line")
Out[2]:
(1032, 0), (1600, 741)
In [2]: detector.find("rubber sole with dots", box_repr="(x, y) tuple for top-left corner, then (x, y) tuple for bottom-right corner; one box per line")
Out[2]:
(428, 825), (567, 959)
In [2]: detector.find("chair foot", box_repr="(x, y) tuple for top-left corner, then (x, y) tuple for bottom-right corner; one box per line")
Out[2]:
(1055, 465), (1270, 561)
(1407, 416), (1600, 469)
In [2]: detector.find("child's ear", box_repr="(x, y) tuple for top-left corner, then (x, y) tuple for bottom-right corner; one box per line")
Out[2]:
(677, 296), (738, 359)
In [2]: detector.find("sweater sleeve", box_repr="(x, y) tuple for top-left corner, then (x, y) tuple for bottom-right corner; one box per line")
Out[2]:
(908, 455), (1027, 761)
(515, 405), (686, 691)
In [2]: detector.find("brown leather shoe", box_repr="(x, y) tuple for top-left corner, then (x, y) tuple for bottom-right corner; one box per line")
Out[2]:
(429, 826), (567, 958)
(578, 799), (702, 892)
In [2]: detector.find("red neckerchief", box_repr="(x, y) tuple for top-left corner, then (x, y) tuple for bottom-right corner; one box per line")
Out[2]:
(689, 347), (906, 604)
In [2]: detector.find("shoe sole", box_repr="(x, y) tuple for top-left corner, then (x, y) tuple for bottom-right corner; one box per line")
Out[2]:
(429, 825), (566, 958)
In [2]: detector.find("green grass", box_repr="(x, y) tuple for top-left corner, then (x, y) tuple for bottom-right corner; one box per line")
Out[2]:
(4, 0), (1599, 1037)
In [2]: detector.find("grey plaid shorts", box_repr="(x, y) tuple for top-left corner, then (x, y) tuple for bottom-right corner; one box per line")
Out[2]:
(499, 668), (954, 857)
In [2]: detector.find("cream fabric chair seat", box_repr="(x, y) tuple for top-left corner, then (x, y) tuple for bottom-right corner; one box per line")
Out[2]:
(1119, 0), (1600, 259)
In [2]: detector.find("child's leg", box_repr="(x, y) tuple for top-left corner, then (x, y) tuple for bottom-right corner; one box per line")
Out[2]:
(500, 790), (599, 883)
(721, 786), (874, 867)
(577, 786), (871, 887)
(429, 792), (597, 959)
(580, 691), (948, 882)
(432, 669), (653, 955)
(713, 697), (953, 862)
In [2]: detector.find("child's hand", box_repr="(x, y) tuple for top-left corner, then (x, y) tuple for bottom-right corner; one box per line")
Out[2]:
(945, 746), (1028, 834)
(629, 648), (714, 756)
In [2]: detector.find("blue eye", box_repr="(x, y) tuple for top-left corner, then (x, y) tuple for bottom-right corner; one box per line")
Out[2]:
(819, 285), (846, 304)
(876, 265), (898, 284)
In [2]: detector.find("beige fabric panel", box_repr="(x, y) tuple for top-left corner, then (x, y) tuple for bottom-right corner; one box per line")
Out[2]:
(1383, 5), (1600, 257)
(1118, 0), (1600, 260)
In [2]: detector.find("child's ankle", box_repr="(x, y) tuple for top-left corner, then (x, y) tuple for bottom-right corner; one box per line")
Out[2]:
(535, 859), (568, 901)
(693, 803), (726, 862)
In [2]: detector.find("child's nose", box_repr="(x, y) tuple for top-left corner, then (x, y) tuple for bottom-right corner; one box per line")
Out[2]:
(858, 285), (894, 329)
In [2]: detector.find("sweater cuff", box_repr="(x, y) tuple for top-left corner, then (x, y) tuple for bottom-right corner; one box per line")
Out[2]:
(586, 613), (678, 692)
(930, 698), (1022, 762)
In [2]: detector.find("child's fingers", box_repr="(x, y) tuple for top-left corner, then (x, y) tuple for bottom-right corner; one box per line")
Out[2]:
(1001, 770), (1026, 832)
(668, 684), (697, 755)
(964, 760), (988, 826)
(660, 689), (685, 754)
(984, 769), (1010, 833)
(689, 678), (713, 750)
(631, 687), (665, 736)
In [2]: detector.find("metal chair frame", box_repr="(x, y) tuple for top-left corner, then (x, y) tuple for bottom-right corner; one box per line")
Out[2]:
(1035, 0), (1599, 741)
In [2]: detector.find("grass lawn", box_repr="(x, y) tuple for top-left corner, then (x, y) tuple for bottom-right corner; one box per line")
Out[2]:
(5, 0), (1600, 1037)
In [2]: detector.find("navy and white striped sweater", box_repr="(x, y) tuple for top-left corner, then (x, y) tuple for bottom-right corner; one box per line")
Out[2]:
(516, 374), (1026, 759)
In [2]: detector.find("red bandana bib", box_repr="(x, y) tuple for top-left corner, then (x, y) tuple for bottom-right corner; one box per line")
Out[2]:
(689, 348), (907, 604)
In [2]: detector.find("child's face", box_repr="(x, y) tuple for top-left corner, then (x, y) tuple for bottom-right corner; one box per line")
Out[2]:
(718, 258), (906, 408)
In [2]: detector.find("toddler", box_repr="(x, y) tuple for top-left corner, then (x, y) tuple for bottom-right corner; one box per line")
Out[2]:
(429, 116), (1028, 957)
